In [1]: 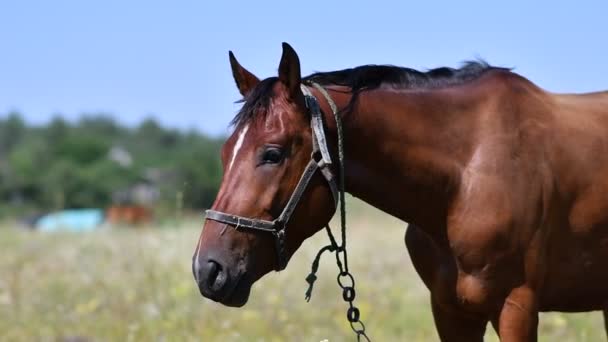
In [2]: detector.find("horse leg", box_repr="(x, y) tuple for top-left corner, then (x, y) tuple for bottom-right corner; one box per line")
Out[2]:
(406, 226), (487, 341)
(431, 296), (488, 342)
(604, 308), (608, 341)
(494, 285), (538, 342)
(404, 224), (440, 290)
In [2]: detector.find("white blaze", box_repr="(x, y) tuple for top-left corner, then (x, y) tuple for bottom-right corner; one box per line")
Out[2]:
(228, 124), (249, 171)
(194, 126), (249, 282)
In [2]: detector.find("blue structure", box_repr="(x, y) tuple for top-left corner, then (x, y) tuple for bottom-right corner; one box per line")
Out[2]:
(36, 209), (105, 232)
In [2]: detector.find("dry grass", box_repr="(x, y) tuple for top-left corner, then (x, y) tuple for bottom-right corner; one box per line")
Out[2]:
(0, 200), (604, 341)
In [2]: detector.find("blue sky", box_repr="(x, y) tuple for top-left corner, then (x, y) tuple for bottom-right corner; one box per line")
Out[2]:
(1, 0), (607, 136)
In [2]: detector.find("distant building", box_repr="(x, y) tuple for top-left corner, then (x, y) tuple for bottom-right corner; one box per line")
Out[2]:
(107, 146), (133, 167)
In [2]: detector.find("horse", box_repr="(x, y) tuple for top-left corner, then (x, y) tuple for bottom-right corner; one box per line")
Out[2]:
(105, 205), (153, 225)
(193, 42), (608, 341)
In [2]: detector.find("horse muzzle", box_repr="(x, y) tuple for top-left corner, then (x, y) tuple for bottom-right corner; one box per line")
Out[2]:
(192, 252), (251, 307)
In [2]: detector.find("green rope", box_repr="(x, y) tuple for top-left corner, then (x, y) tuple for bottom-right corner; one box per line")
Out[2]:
(303, 81), (349, 298)
(303, 82), (370, 341)
(305, 225), (341, 301)
(310, 82), (349, 271)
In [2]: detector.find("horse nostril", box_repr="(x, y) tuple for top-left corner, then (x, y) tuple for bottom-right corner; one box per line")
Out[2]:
(197, 258), (228, 298)
(206, 260), (225, 290)
(206, 260), (219, 281)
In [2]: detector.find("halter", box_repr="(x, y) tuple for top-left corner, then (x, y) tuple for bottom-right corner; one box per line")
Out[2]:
(205, 83), (339, 271)
(205, 82), (371, 341)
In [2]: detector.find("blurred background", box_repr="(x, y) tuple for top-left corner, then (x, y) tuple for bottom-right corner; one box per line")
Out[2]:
(1, 0), (607, 340)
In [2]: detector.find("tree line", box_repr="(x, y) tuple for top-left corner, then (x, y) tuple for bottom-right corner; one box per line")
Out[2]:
(0, 112), (225, 218)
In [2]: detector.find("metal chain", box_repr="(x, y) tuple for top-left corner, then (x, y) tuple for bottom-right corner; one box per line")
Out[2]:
(329, 225), (370, 342)
(304, 82), (371, 341)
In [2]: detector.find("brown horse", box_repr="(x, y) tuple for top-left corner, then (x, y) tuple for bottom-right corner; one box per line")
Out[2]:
(193, 43), (608, 341)
(106, 205), (153, 225)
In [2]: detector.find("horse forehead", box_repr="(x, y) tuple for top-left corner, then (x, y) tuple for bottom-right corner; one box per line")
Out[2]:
(223, 97), (304, 157)
(264, 97), (307, 133)
(263, 106), (291, 132)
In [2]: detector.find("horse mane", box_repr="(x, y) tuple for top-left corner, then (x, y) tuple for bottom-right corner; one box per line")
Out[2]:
(231, 60), (506, 127)
(305, 60), (501, 92)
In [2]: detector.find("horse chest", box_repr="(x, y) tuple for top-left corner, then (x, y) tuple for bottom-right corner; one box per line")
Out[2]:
(432, 253), (509, 314)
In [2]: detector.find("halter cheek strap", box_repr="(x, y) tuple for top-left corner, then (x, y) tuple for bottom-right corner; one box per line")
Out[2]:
(205, 83), (338, 271)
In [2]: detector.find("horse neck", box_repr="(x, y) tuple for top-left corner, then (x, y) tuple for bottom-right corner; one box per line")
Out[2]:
(319, 86), (479, 229)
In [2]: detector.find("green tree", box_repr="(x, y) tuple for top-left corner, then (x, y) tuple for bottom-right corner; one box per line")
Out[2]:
(0, 112), (26, 156)
(0, 113), (226, 216)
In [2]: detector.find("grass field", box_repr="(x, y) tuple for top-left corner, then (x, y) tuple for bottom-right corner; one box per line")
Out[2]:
(0, 199), (605, 341)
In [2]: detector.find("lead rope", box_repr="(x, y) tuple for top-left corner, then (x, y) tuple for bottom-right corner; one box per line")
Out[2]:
(304, 82), (371, 342)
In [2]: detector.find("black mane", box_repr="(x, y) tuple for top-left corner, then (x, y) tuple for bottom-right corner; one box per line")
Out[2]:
(231, 60), (504, 127)
(305, 60), (499, 92)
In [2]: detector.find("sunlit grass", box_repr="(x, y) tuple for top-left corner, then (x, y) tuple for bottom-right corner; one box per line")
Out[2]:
(0, 200), (604, 341)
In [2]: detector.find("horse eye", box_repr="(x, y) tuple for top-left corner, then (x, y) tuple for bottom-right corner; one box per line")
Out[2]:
(261, 147), (284, 164)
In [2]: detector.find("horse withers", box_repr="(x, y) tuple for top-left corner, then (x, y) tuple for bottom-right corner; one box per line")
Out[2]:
(193, 43), (608, 341)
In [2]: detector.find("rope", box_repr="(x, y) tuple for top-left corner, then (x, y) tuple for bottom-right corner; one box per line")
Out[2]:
(304, 82), (370, 341)
(311, 83), (349, 272)
(304, 225), (340, 302)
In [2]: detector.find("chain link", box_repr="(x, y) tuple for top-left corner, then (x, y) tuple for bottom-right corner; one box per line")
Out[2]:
(333, 239), (370, 341)
(304, 224), (370, 341)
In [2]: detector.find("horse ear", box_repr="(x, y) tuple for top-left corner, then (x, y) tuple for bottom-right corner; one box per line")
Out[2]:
(229, 51), (260, 97)
(278, 42), (302, 97)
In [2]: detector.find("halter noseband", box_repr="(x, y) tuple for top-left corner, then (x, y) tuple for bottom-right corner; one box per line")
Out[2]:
(205, 83), (338, 271)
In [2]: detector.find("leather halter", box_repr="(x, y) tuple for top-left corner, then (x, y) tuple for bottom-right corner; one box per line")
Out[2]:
(205, 84), (339, 271)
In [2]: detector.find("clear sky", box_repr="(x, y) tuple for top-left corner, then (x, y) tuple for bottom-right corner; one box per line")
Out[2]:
(1, 0), (607, 136)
